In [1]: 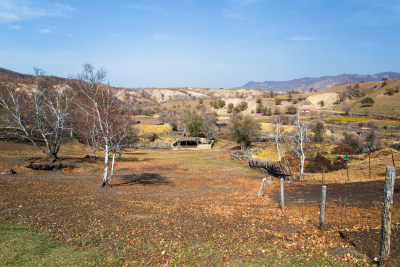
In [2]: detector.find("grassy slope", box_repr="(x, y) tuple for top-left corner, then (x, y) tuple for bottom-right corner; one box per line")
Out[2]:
(0, 223), (118, 266)
(325, 79), (400, 117)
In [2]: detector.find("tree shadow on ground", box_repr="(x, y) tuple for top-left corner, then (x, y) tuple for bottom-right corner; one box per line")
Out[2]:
(117, 157), (155, 162)
(114, 173), (172, 187)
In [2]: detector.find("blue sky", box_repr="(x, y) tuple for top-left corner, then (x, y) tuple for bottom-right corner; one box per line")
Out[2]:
(1, 0), (400, 88)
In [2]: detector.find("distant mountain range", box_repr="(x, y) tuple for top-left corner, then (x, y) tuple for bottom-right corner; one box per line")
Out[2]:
(241, 72), (400, 91)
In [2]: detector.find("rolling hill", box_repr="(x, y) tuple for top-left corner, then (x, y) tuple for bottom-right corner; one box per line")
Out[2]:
(241, 72), (400, 91)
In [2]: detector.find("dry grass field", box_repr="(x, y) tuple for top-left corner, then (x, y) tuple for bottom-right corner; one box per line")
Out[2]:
(1, 139), (399, 265)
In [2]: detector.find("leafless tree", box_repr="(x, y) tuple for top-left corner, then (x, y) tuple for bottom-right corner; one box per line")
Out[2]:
(290, 112), (310, 180)
(107, 115), (138, 185)
(74, 107), (102, 158)
(0, 69), (72, 161)
(75, 64), (134, 187)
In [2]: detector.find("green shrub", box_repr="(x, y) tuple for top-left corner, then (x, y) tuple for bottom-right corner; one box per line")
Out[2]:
(286, 105), (297, 115)
(384, 87), (399, 96)
(312, 122), (325, 142)
(361, 97), (374, 107)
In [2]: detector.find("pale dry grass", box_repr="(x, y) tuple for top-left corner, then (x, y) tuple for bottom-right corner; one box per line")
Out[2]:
(254, 145), (283, 161)
(260, 123), (296, 133)
(139, 124), (173, 134)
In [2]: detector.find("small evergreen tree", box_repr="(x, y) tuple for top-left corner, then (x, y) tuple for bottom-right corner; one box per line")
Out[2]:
(312, 121), (325, 142)
(229, 114), (260, 150)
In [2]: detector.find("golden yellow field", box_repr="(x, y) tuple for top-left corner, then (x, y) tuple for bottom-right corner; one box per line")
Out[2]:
(139, 124), (173, 134)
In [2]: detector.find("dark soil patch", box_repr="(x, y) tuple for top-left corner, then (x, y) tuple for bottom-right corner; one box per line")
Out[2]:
(25, 157), (102, 171)
(27, 163), (78, 171)
(271, 180), (400, 208)
(340, 229), (400, 264)
(271, 180), (400, 264)
(115, 173), (172, 186)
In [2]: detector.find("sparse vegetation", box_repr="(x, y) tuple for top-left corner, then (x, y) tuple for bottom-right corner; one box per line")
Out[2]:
(210, 99), (225, 109)
(343, 132), (363, 153)
(384, 86), (399, 95)
(361, 97), (374, 107)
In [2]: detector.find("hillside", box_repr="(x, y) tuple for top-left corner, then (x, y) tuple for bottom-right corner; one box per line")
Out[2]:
(242, 72), (400, 91)
(116, 87), (269, 107)
(308, 78), (400, 118)
(2, 67), (400, 118)
(0, 67), (27, 78)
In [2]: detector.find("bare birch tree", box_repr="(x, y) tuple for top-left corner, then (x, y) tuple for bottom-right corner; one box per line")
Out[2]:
(75, 64), (134, 187)
(290, 112), (309, 181)
(0, 69), (72, 161)
(107, 115), (138, 185)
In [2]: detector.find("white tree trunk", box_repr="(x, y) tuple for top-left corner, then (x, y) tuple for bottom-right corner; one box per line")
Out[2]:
(300, 154), (305, 181)
(296, 112), (307, 181)
(91, 148), (97, 158)
(102, 142), (109, 187)
(108, 151), (116, 186)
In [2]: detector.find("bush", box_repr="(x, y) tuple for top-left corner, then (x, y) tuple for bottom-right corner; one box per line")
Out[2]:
(143, 133), (158, 143)
(342, 105), (351, 115)
(384, 87), (400, 96)
(275, 98), (282, 105)
(343, 132), (364, 153)
(211, 99), (226, 109)
(262, 107), (272, 116)
(361, 97), (374, 107)
(238, 101), (248, 111)
(312, 122), (325, 142)
(256, 103), (263, 113)
(331, 143), (356, 155)
(182, 113), (204, 137)
(286, 105), (297, 115)
(229, 114), (260, 149)
(227, 103), (234, 113)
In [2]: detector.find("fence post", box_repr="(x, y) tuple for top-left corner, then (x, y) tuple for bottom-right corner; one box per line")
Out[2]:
(257, 178), (267, 197)
(379, 166), (396, 266)
(320, 185), (327, 228)
(280, 178), (284, 210)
